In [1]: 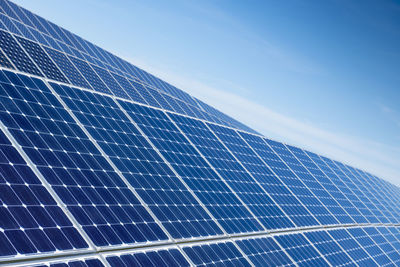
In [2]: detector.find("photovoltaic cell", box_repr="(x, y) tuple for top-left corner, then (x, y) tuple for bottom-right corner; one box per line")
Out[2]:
(363, 227), (400, 264)
(31, 257), (104, 267)
(90, 64), (128, 99)
(286, 145), (354, 224)
(274, 233), (330, 266)
(52, 82), (223, 239)
(68, 56), (111, 95)
(119, 102), (262, 234)
(106, 248), (190, 267)
(44, 47), (91, 89)
(328, 229), (377, 266)
(0, 29), (42, 76)
(15, 35), (68, 83)
(237, 132), (319, 227)
(347, 227), (393, 266)
(0, 48), (14, 69)
(265, 139), (339, 225)
(0, 70), (167, 247)
(304, 230), (354, 266)
(175, 118), (292, 230)
(320, 156), (382, 223)
(0, 117), (88, 258)
(236, 237), (294, 266)
(182, 241), (251, 266)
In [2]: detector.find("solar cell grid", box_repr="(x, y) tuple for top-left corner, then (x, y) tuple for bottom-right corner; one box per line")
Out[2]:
(286, 145), (355, 224)
(0, 126), (89, 259)
(0, 70), (167, 248)
(29, 257), (104, 267)
(52, 82), (223, 240)
(67, 56), (111, 95)
(265, 140), (339, 226)
(304, 230), (355, 266)
(204, 123), (294, 230)
(274, 232), (330, 267)
(119, 101), (262, 234)
(182, 241), (251, 266)
(328, 228), (377, 266)
(304, 150), (368, 224)
(15, 35), (68, 83)
(347, 227), (393, 266)
(332, 160), (389, 223)
(317, 155), (380, 223)
(0, 29), (42, 76)
(363, 227), (400, 264)
(106, 248), (190, 267)
(237, 132), (319, 227)
(236, 237), (294, 266)
(44, 47), (91, 89)
(349, 167), (400, 223)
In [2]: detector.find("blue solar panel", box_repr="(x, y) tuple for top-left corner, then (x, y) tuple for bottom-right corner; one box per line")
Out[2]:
(119, 102), (262, 234)
(265, 140), (339, 226)
(15, 35), (68, 83)
(106, 248), (190, 267)
(237, 132), (319, 227)
(44, 47), (92, 89)
(321, 156), (384, 223)
(1, 0), (400, 265)
(51, 82), (222, 239)
(236, 237), (294, 266)
(274, 233), (330, 266)
(363, 227), (400, 264)
(0, 29), (42, 76)
(31, 257), (104, 267)
(68, 56), (111, 95)
(0, 70), (167, 248)
(183, 241), (251, 266)
(347, 227), (393, 266)
(178, 120), (293, 230)
(304, 230), (355, 266)
(328, 228), (377, 266)
(0, 121), (89, 259)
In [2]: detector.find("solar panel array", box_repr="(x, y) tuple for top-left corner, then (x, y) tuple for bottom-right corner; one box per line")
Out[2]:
(0, 0), (399, 266)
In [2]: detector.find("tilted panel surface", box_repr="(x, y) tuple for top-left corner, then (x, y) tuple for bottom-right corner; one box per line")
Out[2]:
(171, 114), (293, 231)
(0, 70), (167, 248)
(52, 82), (222, 240)
(182, 241), (251, 266)
(119, 101), (262, 234)
(0, 127), (89, 260)
(106, 248), (190, 267)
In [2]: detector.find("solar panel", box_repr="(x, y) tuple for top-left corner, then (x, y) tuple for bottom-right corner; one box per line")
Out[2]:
(274, 232), (330, 266)
(105, 248), (190, 267)
(236, 237), (294, 266)
(0, 0), (399, 265)
(0, 70), (167, 249)
(182, 241), (251, 266)
(176, 119), (293, 230)
(51, 82), (222, 240)
(119, 102), (261, 234)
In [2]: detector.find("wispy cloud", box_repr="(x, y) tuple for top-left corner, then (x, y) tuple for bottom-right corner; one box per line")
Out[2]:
(125, 57), (400, 186)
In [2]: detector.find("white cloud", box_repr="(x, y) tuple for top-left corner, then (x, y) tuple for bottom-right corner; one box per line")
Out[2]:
(123, 56), (400, 186)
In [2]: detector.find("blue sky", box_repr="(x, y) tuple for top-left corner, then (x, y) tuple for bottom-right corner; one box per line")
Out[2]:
(14, 0), (400, 185)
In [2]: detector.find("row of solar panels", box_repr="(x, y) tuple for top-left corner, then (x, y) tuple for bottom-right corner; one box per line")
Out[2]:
(0, 0), (256, 134)
(9, 226), (400, 266)
(1, 69), (400, 262)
